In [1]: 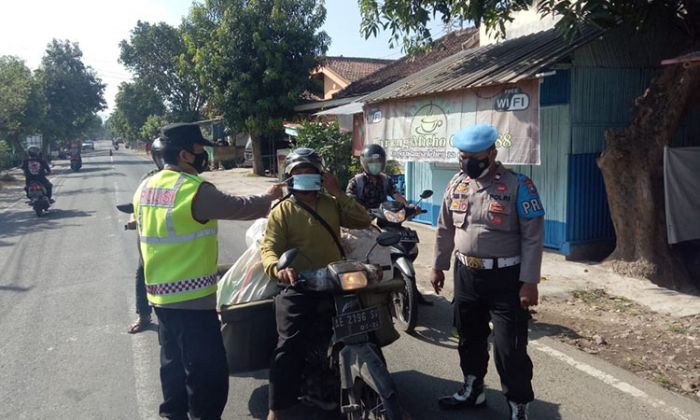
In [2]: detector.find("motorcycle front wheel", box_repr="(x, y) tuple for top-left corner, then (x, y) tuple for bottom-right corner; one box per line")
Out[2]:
(391, 273), (417, 333)
(346, 378), (402, 420)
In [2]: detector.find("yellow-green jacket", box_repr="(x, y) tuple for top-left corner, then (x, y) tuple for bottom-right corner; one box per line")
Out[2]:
(133, 170), (218, 306)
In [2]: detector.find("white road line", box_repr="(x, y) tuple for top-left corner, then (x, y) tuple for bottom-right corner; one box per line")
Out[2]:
(531, 341), (694, 420)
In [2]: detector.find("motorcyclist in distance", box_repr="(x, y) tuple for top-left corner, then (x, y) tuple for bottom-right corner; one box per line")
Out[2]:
(22, 146), (54, 203)
(346, 144), (417, 211)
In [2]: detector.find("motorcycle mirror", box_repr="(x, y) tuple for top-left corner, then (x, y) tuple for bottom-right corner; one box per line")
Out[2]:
(420, 190), (433, 199)
(116, 203), (134, 214)
(277, 249), (299, 271)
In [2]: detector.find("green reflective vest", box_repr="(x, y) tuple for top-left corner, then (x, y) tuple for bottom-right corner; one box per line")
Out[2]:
(133, 170), (218, 305)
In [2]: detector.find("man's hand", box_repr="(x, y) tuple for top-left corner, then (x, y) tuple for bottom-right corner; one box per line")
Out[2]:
(266, 183), (286, 200)
(431, 269), (445, 294)
(519, 282), (539, 309)
(276, 267), (297, 285)
(322, 172), (343, 197)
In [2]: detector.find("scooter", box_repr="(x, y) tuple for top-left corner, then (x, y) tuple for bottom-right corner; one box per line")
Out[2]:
(277, 231), (405, 419)
(70, 153), (82, 171)
(27, 181), (51, 216)
(370, 190), (433, 333)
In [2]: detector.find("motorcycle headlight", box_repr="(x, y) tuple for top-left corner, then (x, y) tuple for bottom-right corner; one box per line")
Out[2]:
(383, 208), (406, 223)
(339, 271), (368, 290)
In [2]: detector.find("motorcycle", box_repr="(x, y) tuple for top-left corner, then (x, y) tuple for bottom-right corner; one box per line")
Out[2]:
(70, 153), (82, 172)
(114, 143), (119, 151)
(277, 231), (405, 420)
(27, 181), (51, 216)
(370, 190), (433, 333)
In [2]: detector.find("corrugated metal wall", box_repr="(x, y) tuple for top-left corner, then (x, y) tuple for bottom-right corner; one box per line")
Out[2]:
(567, 153), (615, 243)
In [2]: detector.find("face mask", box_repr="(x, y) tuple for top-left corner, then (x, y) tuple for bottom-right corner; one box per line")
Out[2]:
(191, 151), (209, 173)
(461, 156), (491, 179)
(291, 174), (322, 191)
(367, 163), (383, 176)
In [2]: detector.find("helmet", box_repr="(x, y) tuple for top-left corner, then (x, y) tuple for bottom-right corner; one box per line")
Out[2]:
(27, 146), (40, 159)
(284, 147), (324, 176)
(150, 138), (165, 170)
(360, 144), (386, 175)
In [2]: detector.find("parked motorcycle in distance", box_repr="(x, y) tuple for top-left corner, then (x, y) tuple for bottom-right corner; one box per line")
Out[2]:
(370, 190), (433, 333)
(27, 181), (51, 216)
(277, 231), (405, 419)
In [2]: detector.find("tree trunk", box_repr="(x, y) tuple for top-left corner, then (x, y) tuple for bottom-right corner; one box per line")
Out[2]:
(597, 62), (700, 292)
(250, 133), (265, 176)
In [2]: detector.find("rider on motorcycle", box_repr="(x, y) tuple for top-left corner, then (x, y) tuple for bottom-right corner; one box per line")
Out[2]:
(259, 148), (371, 420)
(22, 146), (54, 203)
(346, 144), (414, 210)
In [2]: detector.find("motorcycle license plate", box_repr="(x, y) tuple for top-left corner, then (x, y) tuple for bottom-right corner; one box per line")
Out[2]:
(400, 229), (419, 243)
(333, 306), (381, 340)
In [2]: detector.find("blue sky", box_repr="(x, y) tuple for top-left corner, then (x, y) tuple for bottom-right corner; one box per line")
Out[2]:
(0, 0), (442, 114)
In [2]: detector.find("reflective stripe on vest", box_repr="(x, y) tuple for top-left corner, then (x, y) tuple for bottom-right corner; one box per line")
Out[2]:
(134, 171), (218, 305)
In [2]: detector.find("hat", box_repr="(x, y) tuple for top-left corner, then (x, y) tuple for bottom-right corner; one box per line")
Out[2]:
(160, 123), (217, 149)
(453, 124), (498, 153)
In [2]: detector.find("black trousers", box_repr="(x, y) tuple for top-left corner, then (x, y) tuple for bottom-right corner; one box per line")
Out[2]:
(154, 307), (229, 420)
(268, 287), (333, 410)
(453, 260), (534, 404)
(134, 242), (151, 316)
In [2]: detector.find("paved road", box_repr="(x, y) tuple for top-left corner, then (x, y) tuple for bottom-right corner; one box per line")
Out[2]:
(1, 141), (699, 420)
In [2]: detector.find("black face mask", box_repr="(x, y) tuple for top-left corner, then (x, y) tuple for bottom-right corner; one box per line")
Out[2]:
(461, 156), (491, 179)
(190, 150), (209, 173)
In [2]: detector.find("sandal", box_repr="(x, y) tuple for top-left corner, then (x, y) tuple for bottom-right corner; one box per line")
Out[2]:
(127, 315), (152, 334)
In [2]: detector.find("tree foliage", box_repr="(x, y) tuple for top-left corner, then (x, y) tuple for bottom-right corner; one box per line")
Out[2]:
(186, 0), (330, 174)
(358, 0), (697, 52)
(140, 114), (170, 141)
(36, 40), (106, 145)
(114, 81), (166, 141)
(295, 119), (355, 188)
(120, 21), (205, 121)
(0, 56), (36, 150)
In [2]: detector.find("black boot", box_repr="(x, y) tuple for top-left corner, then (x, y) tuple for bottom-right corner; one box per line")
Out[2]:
(438, 375), (486, 409)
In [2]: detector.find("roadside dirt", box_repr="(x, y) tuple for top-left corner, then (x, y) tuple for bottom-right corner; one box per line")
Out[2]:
(532, 288), (700, 402)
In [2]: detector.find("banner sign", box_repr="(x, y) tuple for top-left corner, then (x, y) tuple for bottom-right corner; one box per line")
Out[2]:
(364, 79), (540, 164)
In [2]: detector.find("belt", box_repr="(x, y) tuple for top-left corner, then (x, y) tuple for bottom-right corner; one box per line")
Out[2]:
(456, 252), (520, 270)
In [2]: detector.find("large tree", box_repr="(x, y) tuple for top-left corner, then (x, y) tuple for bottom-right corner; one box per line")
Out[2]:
(36, 40), (105, 150)
(358, 0), (700, 291)
(119, 21), (205, 122)
(113, 81), (166, 141)
(0, 56), (36, 152)
(187, 0), (329, 175)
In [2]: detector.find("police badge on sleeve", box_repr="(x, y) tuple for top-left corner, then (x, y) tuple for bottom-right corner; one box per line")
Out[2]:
(516, 175), (545, 219)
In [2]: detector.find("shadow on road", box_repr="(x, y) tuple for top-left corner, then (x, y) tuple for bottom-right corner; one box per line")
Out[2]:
(530, 318), (585, 341)
(392, 370), (561, 419)
(0, 207), (95, 245)
(54, 187), (115, 197)
(0, 284), (34, 293)
(241, 378), (342, 420)
(408, 295), (459, 350)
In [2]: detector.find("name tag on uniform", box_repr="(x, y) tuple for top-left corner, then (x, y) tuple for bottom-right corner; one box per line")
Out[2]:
(450, 199), (468, 212)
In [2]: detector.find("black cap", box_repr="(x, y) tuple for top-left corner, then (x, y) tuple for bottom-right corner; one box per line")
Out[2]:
(160, 123), (218, 149)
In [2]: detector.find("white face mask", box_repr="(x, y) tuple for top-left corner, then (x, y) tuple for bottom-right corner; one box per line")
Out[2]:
(367, 163), (383, 176)
(291, 174), (322, 191)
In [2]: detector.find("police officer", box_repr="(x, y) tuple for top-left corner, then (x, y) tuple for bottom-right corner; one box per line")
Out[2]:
(431, 124), (544, 420)
(134, 123), (283, 420)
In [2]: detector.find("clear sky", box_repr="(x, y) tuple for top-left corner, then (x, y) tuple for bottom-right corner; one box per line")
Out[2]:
(0, 0), (442, 117)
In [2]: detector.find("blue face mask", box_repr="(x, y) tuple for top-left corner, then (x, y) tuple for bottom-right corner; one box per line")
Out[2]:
(367, 163), (383, 176)
(291, 174), (322, 191)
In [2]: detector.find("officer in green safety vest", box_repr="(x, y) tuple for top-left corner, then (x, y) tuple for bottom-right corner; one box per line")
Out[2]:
(133, 122), (283, 420)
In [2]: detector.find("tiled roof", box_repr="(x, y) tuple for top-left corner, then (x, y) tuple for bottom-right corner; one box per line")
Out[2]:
(335, 28), (480, 99)
(322, 57), (394, 83)
(362, 27), (604, 103)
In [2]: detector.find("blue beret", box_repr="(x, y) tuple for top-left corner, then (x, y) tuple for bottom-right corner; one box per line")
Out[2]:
(453, 124), (498, 153)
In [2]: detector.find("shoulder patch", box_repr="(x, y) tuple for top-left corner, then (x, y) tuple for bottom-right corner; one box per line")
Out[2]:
(516, 175), (545, 219)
